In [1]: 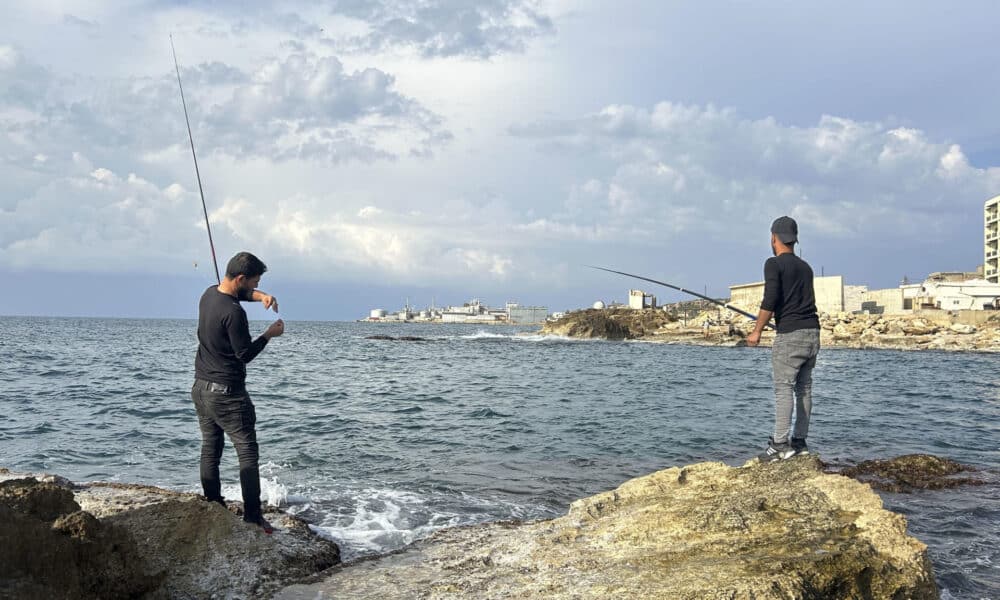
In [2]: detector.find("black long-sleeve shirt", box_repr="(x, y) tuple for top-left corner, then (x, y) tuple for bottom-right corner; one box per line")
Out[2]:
(760, 253), (820, 333)
(194, 286), (268, 386)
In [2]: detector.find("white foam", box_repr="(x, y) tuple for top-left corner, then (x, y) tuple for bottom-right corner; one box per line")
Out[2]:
(514, 333), (604, 343)
(460, 330), (513, 340)
(220, 462), (291, 507)
(302, 485), (552, 561)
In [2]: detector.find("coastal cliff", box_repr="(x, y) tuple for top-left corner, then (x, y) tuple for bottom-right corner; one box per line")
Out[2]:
(0, 468), (340, 599)
(539, 307), (1000, 351)
(278, 456), (938, 599)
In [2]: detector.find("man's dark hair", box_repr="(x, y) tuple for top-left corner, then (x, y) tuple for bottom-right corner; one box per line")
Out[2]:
(225, 252), (267, 279)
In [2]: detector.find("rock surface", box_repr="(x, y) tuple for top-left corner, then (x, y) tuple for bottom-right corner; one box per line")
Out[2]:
(277, 456), (938, 599)
(541, 308), (1000, 352)
(0, 468), (340, 599)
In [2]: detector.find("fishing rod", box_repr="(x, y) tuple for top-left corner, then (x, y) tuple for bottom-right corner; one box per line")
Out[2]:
(170, 35), (221, 284)
(587, 265), (774, 329)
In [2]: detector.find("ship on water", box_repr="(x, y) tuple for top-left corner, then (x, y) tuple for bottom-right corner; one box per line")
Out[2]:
(359, 299), (549, 325)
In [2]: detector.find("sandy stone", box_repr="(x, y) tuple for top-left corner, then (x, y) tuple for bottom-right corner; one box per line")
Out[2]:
(277, 457), (937, 600)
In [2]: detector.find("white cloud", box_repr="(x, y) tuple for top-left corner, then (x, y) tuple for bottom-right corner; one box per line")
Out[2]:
(511, 102), (1000, 241)
(0, 45), (448, 172)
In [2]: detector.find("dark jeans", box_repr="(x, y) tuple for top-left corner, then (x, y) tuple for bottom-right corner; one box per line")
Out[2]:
(191, 379), (262, 522)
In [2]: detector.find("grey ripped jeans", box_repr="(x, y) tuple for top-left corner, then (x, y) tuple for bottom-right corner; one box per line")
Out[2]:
(771, 328), (820, 444)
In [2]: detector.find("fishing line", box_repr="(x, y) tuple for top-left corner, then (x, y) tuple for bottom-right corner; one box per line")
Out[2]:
(170, 35), (221, 284)
(587, 265), (774, 329)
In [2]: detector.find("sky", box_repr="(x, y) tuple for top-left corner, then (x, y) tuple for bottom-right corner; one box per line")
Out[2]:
(3, 1), (1000, 320)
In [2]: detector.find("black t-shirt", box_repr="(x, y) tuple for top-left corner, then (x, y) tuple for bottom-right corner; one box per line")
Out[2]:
(760, 253), (820, 333)
(194, 286), (268, 386)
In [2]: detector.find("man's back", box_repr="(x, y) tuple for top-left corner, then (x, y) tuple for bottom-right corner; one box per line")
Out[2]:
(761, 253), (820, 333)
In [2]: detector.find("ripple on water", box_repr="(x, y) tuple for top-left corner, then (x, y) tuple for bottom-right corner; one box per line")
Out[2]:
(1, 318), (997, 594)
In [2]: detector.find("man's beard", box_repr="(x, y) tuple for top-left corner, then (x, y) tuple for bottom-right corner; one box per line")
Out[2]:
(236, 284), (254, 302)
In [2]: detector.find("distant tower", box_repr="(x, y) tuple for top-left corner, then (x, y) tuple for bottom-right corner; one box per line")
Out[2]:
(986, 195), (1000, 283)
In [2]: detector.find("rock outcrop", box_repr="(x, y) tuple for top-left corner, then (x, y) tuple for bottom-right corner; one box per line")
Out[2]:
(539, 308), (676, 340)
(0, 469), (340, 600)
(277, 456), (938, 599)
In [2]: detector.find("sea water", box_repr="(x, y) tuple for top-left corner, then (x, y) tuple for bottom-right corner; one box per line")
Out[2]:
(0, 317), (997, 598)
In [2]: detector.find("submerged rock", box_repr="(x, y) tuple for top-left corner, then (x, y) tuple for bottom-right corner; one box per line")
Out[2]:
(277, 456), (938, 599)
(0, 471), (340, 599)
(836, 454), (985, 493)
(365, 335), (427, 341)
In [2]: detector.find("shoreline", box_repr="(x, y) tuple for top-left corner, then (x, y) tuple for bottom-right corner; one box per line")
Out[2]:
(537, 308), (1000, 354)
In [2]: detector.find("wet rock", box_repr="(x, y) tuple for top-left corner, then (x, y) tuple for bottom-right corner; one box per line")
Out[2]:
(277, 456), (937, 599)
(0, 478), (160, 600)
(0, 471), (341, 599)
(365, 335), (427, 341)
(835, 454), (985, 493)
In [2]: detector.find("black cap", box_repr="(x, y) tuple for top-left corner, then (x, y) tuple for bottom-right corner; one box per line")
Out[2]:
(770, 216), (798, 244)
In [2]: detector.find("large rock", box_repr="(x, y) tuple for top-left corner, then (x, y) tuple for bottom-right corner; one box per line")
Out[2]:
(0, 478), (161, 599)
(540, 309), (633, 340)
(277, 457), (937, 599)
(0, 471), (341, 599)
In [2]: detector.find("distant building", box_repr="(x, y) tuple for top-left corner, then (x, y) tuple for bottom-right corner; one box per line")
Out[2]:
(628, 289), (657, 310)
(911, 279), (1000, 311)
(507, 302), (549, 324)
(986, 195), (1000, 282)
(729, 275), (845, 315)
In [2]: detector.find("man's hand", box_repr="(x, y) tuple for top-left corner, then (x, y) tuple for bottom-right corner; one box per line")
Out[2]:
(251, 289), (279, 313)
(746, 330), (761, 347)
(264, 319), (285, 340)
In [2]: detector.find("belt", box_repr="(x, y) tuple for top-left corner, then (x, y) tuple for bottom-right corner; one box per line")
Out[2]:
(196, 379), (246, 394)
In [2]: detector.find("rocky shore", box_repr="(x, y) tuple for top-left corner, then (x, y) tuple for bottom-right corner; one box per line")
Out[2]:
(5, 455), (975, 599)
(278, 455), (939, 599)
(0, 468), (340, 599)
(539, 307), (1000, 351)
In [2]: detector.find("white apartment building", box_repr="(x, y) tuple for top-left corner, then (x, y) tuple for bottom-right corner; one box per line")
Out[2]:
(986, 195), (1000, 282)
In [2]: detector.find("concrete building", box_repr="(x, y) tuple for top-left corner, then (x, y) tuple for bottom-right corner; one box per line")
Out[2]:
(911, 279), (1000, 311)
(729, 275), (845, 315)
(628, 289), (657, 310)
(986, 195), (1000, 283)
(507, 303), (549, 324)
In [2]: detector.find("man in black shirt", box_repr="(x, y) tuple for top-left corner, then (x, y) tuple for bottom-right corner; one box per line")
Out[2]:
(192, 251), (284, 532)
(747, 217), (821, 462)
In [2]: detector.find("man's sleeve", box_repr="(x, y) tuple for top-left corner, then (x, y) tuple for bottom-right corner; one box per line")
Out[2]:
(225, 310), (269, 364)
(760, 258), (780, 312)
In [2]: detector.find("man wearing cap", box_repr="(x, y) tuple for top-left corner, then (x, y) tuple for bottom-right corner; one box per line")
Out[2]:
(746, 216), (821, 461)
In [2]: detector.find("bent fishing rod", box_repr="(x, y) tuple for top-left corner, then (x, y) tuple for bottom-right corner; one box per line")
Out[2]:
(171, 35), (221, 284)
(587, 265), (774, 329)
